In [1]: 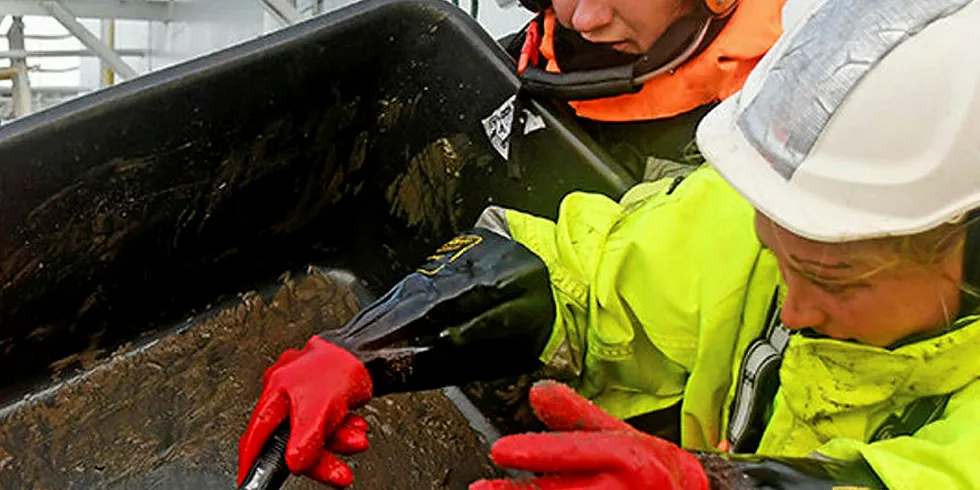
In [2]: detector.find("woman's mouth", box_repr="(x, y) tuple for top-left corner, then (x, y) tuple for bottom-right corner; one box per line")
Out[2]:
(811, 325), (858, 343)
(611, 41), (633, 53)
(581, 34), (630, 50)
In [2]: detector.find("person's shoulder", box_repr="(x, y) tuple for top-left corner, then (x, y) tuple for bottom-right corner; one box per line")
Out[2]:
(619, 165), (748, 214)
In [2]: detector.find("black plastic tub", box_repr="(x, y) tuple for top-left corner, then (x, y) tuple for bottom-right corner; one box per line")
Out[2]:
(0, 0), (634, 488)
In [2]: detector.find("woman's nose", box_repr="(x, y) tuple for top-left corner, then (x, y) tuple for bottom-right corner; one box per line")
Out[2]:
(780, 281), (828, 331)
(569, 0), (615, 35)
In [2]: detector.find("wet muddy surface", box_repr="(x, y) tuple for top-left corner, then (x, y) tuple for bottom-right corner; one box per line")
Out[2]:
(0, 268), (502, 489)
(461, 375), (546, 437)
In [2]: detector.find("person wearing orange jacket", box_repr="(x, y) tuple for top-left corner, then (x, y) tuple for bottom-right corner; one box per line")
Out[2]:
(498, 0), (785, 180)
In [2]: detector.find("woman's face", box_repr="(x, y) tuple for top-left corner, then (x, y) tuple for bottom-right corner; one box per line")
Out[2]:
(755, 213), (965, 347)
(551, 0), (696, 54)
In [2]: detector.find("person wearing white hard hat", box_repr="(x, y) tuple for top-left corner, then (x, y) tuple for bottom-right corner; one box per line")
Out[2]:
(239, 0), (980, 487)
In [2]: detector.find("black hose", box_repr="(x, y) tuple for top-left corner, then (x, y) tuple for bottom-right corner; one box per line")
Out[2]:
(237, 424), (291, 490)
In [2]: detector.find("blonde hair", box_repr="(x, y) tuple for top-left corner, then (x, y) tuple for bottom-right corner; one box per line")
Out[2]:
(877, 220), (968, 268)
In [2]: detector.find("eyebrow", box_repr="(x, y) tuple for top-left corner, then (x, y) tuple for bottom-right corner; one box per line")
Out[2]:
(755, 218), (857, 273)
(787, 263), (868, 284)
(756, 230), (857, 278)
(790, 254), (853, 271)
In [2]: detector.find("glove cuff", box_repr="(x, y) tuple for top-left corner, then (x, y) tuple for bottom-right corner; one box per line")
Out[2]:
(306, 335), (374, 402)
(693, 453), (756, 490)
(321, 227), (555, 396)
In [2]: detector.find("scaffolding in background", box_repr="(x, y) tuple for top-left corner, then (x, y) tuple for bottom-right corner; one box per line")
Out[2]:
(0, 0), (526, 123)
(0, 0), (324, 122)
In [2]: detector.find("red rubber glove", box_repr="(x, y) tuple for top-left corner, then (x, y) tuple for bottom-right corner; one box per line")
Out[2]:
(326, 413), (370, 454)
(238, 336), (373, 487)
(469, 381), (709, 490)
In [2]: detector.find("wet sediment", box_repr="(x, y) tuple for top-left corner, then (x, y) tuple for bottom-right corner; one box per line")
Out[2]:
(0, 268), (501, 489)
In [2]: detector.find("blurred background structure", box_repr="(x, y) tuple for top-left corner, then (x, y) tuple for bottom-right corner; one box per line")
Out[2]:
(0, 0), (532, 123)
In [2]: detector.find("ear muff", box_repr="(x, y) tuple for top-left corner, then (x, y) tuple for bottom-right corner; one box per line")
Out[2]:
(703, 0), (738, 17)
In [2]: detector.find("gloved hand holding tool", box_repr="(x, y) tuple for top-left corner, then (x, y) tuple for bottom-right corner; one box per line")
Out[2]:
(237, 337), (373, 487)
(237, 227), (557, 488)
(469, 380), (709, 490)
(470, 381), (886, 490)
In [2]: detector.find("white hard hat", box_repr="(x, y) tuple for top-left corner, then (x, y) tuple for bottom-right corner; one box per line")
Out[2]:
(696, 0), (980, 242)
